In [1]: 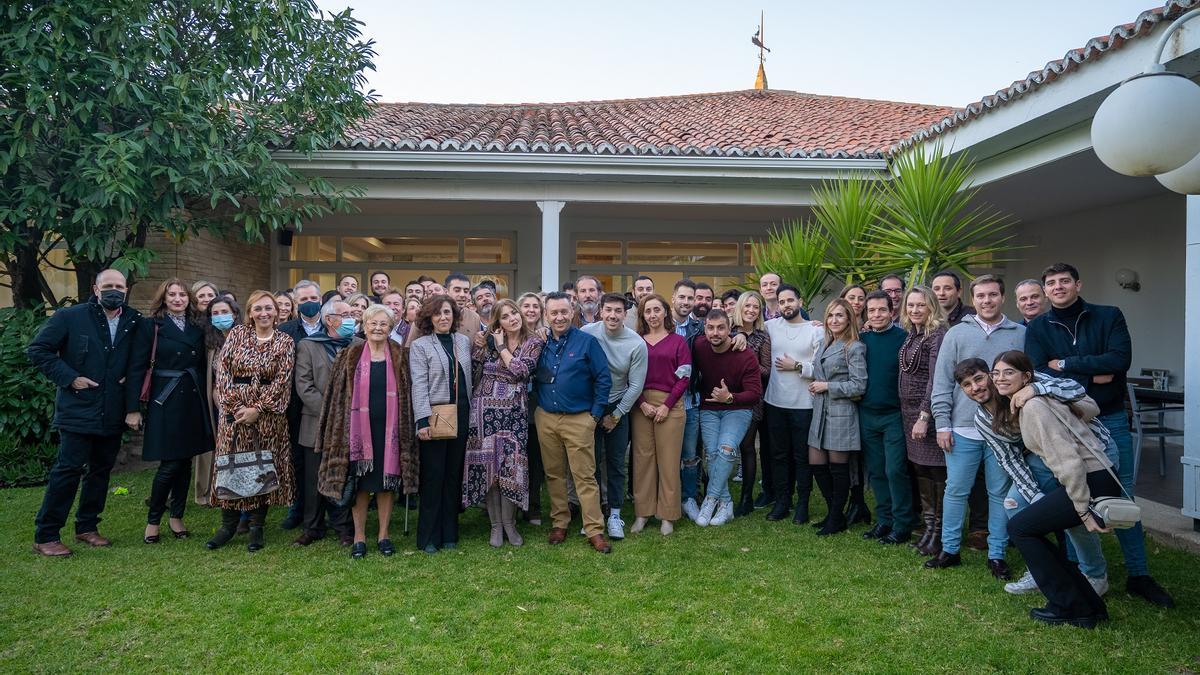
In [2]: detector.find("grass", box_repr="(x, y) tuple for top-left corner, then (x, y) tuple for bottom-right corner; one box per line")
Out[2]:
(1, 469), (1198, 673)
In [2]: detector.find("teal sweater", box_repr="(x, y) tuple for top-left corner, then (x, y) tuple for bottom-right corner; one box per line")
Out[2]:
(860, 325), (907, 412)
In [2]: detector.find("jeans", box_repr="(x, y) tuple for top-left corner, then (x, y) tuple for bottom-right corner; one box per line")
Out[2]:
(34, 431), (122, 543)
(941, 432), (1011, 558)
(681, 406), (701, 502)
(860, 409), (914, 531)
(594, 406), (631, 511)
(1098, 411), (1148, 577)
(699, 409), (753, 503)
(1005, 454), (1107, 579)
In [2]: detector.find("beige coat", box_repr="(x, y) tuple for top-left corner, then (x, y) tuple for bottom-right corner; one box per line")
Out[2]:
(1018, 396), (1112, 515)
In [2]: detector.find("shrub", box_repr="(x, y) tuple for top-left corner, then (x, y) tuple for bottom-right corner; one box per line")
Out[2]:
(0, 307), (59, 487)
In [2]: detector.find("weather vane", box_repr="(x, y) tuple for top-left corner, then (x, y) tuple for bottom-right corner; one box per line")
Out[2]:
(751, 11), (770, 65)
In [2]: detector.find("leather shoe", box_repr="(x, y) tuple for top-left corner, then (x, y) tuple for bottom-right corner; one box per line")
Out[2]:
(752, 492), (775, 509)
(32, 541), (72, 557)
(338, 533), (354, 547)
(966, 529), (989, 551)
(765, 503), (790, 521)
(293, 532), (324, 547)
(1029, 606), (1103, 629)
(587, 534), (612, 554)
(923, 551), (961, 569)
(74, 531), (111, 547)
(987, 558), (1013, 581)
(862, 523), (891, 540)
(547, 527), (568, 545)
(1126, 575), (1175, 608)
(879, 530), (912, 545)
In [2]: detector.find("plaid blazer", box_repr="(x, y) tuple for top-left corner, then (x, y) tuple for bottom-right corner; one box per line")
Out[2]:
(807, 339), (868, 451)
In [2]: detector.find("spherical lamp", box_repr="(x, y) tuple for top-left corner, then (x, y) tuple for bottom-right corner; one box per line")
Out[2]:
(1156, 151), (1200, 194)
(1091, 72), (1200, 177)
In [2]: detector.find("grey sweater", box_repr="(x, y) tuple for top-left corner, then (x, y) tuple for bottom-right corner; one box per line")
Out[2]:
(582, 322), (648, 416)
(931, 315), (1026, 430)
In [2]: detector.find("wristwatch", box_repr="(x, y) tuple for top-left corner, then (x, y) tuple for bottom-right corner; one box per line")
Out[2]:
(725, 393), (734, 404)
(1056, 359), (1066, 370)
(610, 411), (622, 423)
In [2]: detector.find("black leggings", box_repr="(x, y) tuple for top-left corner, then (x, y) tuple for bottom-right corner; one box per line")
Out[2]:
(147, 459), (191, 525)
(738, 419), (760, 501)
(1009, 469), (1121, 618)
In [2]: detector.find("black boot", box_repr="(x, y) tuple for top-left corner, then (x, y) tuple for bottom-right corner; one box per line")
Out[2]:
(247, 506), (267, 552)
(206, 509), (240, 550)
(818, 464), (849, 536)
(734, 490), (754, 518)
(845, 484), (871, 526)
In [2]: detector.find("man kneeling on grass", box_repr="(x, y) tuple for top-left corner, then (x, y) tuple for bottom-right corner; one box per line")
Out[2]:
(691, 309), (763, 526)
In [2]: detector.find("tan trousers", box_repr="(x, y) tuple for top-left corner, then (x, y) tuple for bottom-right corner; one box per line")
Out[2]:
(630, 390), (685, 521)
(535, 408), (605, 537)
(192, 451), (214, 506)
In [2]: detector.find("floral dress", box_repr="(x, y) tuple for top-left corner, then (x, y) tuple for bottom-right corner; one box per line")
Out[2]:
(209, 324), (296, 509)
(462, 334), (545, 510)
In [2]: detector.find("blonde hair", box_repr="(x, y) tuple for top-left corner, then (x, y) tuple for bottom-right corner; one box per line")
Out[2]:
(517, 292), (544, 330)
(361, 303), (395, 327)
(823, 298), (860, 345)
(731, 291), (765, 333)
(243, 290), (278, 325)
(900, 285), (947, 334)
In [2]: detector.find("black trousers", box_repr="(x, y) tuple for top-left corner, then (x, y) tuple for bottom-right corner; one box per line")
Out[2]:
(758, 420), (772, 498)
(417, 404), (468, 549)
(766, 404), (812, 507)
(287, 441), (306, 517)
(34, 431), (122, 543)
(146, 459), (191, 524)
(1009, 469), (1121, 618)
(299, 445), (351, 537)
(527, 418), (544, 515)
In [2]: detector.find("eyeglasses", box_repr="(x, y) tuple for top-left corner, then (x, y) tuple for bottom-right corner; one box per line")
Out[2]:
(365, 321), (391, 330)
(990, 369), (1020, 379)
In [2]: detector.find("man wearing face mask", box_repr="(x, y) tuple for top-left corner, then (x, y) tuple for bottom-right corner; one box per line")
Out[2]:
(276, 279), (323, 530)
(292, 300), (359, 546)
(27, 269), (144, 556)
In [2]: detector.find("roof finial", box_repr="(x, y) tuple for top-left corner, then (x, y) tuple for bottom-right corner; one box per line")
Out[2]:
(751, 11), (770, 90)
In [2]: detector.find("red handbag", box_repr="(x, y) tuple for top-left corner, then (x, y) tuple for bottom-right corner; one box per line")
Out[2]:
(139, 323), (160, 404)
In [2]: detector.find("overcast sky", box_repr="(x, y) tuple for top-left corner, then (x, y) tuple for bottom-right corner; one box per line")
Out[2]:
(315, 0), (1156, 107)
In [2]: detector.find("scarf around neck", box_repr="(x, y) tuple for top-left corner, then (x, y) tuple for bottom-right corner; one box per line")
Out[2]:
(348, 344), (401, 486)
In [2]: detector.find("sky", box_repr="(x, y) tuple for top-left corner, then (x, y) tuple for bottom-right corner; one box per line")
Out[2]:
(315, 0), (1157, 107)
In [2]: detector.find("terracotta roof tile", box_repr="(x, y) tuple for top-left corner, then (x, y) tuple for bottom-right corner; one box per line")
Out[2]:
(339, 89), (954, 160)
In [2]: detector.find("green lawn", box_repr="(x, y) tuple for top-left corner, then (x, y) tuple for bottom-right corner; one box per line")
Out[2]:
(1, 469), (1197, 673)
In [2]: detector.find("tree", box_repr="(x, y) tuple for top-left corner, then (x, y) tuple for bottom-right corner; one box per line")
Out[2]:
(0, 0), (377, 307)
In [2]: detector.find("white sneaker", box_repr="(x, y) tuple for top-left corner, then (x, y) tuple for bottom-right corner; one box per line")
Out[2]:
(1087, 574), (1110, 597)
(1004, 569), (1040, 595)
(660, 519), (674, 535)
(734, 466), (743, 483)
(696, 496), (718, 527)
(682, 498), (701, 523)
(607, 512), (625, 540)
(630, 517), (647, 534)
(709, 501), (734, 526)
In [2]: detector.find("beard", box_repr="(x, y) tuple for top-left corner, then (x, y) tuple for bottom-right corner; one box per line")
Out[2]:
(781, 306), (800, 321)
(692, 303), (710, 318)
(581, 301), (599, 316)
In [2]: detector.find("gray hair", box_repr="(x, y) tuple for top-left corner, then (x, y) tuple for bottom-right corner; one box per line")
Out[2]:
(293, 279), (320, 296)
(362, 303), (395, 326)
(320, 299), (348, 322)
(1014, 278), (1043, 292)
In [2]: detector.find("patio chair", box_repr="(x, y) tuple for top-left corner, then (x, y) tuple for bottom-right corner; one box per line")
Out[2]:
(1126, 383), (1184, 483)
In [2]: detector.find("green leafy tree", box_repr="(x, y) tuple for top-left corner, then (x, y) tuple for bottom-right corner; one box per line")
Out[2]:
(811, 174), (884, 287)
(749, 219), (833, 307)
(0, 0), (377, 306)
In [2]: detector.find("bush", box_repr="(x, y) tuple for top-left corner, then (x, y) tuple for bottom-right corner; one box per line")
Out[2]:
(0, 307), (59, 487)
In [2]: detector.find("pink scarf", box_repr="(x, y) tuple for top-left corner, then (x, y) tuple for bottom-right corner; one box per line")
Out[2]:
(348, 344), (401, 486)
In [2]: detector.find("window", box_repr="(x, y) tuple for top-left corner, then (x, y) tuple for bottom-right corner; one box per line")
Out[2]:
(572, 237), (752, 293)
(626, 241), (739, 267)
(575, 240), (621, 265)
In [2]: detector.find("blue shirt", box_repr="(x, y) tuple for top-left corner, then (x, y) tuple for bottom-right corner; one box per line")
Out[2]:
(536, 326), (612, 418)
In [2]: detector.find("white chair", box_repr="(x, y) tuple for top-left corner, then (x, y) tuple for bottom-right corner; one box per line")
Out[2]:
(1126, 383), (1184, 483)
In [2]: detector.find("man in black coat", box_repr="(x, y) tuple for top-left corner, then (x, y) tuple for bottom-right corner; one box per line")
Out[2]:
(27, 269), (143, 556)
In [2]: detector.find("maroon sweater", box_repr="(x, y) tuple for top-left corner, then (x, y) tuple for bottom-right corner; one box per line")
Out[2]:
(692, 339), (763, 410)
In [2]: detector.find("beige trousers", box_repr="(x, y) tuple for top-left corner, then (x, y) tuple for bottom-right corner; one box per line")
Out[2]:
(535, 409), (605, 537)
(630, 390), (685, 521)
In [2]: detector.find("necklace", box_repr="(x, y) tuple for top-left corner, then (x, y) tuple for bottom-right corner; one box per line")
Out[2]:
(900, 330), (927, 374)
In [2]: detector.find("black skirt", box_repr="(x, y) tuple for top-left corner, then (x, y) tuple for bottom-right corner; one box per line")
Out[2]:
(358, 361), (390, 494)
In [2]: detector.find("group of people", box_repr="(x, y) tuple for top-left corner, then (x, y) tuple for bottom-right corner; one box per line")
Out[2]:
(26, 263), (1175, 628)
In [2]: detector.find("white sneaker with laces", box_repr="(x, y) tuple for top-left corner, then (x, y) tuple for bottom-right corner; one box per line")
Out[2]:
(607, 512), (625, 540)
(682, 498), (701, 523)
(696, 496), (718, 527)
(734, 466), (743, 483)
(1087, 574), (1110, 596)
(709, 501), (734, 526)
(1004, 569), (1040, 595)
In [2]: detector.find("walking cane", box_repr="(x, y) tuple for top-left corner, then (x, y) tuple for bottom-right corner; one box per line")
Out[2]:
(403, 493), (410, 537)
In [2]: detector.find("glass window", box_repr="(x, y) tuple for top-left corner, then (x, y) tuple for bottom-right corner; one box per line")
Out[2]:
(341, 236), (459, 264)
(289, 236), (337, 262)
(627, 241), (739, 266)
(464, 238), (512, 264)
(468, 274), (510, 299)
(576, 240), (621, 265)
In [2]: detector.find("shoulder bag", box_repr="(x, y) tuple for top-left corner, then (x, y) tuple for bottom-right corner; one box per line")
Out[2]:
(429, 340), (460, 440)
(214, 421), (280, 500)
(138, 322), (161, 403)
(1045, 401), (1140, 529)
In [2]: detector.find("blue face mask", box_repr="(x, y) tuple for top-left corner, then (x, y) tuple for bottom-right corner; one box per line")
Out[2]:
(211, 314), (235, 331)
(336, 318), (357, 338)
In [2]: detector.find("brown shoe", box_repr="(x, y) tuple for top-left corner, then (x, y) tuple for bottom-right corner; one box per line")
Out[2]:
(74, 532), (111, 547)
(32, 541), (73, 557)
(547, 527), (568, 545)
(966, 530), (989, 552)
(587, 534), (612, 554)
(292, 532), (324, 547)
(338, 533), (354, 547)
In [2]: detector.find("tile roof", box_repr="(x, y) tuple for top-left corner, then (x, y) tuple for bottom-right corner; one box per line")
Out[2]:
(893, 0), (1200, 153)
(338, 89), (954, 160)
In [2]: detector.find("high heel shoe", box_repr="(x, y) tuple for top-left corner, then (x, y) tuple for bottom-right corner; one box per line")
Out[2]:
(169, 521), (190, 539)
(143, 526), (161, 544)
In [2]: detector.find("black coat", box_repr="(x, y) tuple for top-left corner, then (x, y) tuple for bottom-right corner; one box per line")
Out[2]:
(127, 317), (212, 461)
(1024, 298), (1132, 416)
(26, 298), (143, 436)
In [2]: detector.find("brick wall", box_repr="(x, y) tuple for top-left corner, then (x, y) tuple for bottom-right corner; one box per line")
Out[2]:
(131, 230), (272, 308)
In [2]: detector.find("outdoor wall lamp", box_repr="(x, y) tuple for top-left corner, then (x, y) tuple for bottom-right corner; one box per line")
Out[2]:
(1115, 267), (1141, 291)
(1091, 7), (1200, 193)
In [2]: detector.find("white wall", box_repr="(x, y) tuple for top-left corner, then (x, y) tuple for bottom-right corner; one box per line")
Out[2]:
(1004, 191), (1186, 385)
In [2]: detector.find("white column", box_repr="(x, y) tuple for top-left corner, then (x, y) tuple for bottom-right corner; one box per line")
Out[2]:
(1183, 194), (1200, 529)
(536, 200), (565, 293)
